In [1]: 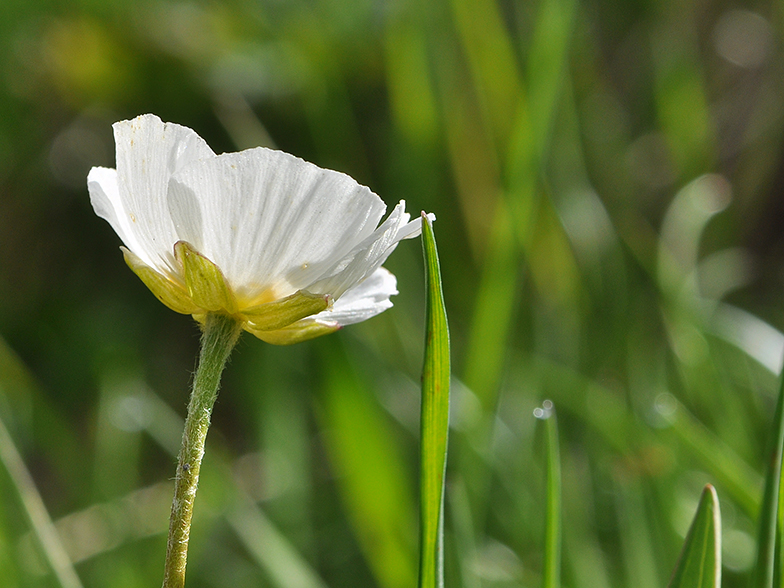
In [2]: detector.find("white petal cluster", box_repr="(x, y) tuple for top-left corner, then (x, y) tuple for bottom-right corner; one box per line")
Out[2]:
(88, 114), (432, 343)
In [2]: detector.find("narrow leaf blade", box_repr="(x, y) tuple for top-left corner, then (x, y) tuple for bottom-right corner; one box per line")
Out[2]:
(752, 366), (784, 588)
(667, 484), (721, 588)
(419, 213), (451, 588)
(540, 401), (561, 588)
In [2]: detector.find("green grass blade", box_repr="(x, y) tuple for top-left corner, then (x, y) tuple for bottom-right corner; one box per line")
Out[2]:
(0, 411), (84, 588)
(777, 473), (784, 587)
(752, 366), (784, 588)
(667, 484), (721, 588)
(419, 213), (451, 588)
(538, 401), (561, 588)
(227, 500), (329, 588)
(319, 343), (417, 588)
(662, 397), (760, 517)
(463, 203), (518, 408)
(448, 0), (523, 147)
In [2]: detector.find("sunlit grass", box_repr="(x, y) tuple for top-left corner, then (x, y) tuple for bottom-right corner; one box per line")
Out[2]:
(0, 0), (783, 586)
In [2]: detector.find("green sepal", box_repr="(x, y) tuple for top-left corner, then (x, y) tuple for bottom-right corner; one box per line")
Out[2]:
(174, 241), (238, 314)
(243, 290), (330, 332)
(122, 247), (201, 315)
(246, 319), (341, 345)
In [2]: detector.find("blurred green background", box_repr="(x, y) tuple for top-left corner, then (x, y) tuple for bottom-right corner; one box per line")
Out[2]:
(0, 0), (783, 586)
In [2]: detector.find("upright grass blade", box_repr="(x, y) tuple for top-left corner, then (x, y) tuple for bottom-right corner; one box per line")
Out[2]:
(752, 364), (784, 588)
(419, 213), (451, 588)
(319, 343), (417, 588)
(537, 401), (561, 588)
(667, 484), (721, 588)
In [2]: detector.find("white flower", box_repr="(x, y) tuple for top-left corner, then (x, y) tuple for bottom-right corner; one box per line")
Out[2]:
(88, 114), (433, 344)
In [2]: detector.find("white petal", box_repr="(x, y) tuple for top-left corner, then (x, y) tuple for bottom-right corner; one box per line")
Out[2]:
(309, 267), (398, 326)
(307, 201), (429, 298)
(88, 166), (147, 257)
(168, 147), (386, 301)
(112, 114), (215, 272)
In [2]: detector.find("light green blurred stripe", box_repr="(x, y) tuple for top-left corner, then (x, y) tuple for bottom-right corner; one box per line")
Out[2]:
(616, 476), (660, 588)
(561, 452), (613, 588)
(448, 0), (523, 148)
(0, 335), (84, 498)
(446, 478), (481, 588)
(0, 335), (86, 587)
(652, 33), (716, 180)
(463, 202), (519, 408)
(227, 498), (328, 588)
(523, 0), (579, 154)
(463, 0), (580, 406)
(384, 10), (439, 147)
(0, 411), (83, 588)
(320, 343), (417, 588)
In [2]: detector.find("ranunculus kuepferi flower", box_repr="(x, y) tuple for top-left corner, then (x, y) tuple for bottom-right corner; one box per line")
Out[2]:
(88, 114), (433, 344)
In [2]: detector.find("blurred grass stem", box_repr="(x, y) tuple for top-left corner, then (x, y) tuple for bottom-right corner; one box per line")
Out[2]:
(162, 313), (242, 588)
(0, 412), (84, 588)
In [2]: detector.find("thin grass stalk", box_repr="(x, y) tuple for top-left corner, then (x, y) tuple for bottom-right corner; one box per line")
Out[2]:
(0, 413), (83, 588)
(751, 357), (784, 588)
(541, 402), (561, 588)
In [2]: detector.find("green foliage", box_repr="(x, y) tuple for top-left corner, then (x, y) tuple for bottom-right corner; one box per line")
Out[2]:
(419, 215), (450, 588)
(319, 343), (416, 588)
(751, 371), (784, 588)
(667, 485), (721, 588)
(541, 403), (561, 588)
(0, 0), (784, 587)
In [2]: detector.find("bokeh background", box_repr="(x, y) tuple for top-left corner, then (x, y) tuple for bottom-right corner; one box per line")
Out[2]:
(0, 0), (783, 586)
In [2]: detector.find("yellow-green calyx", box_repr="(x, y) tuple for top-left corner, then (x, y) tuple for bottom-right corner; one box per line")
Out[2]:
(122, 241), (336, 344)
(248, 320), (342, 345)
(175, 241), (239, 314)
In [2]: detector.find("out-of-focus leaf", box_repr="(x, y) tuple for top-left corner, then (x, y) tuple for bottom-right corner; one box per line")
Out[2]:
(319, 343), (417, 588)
(667, 484), (721, 588)
(0, 412), (83, 588)
(661, 396), (760, 517)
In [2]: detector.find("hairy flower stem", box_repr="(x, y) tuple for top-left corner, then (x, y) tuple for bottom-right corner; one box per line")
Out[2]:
(162, 313), (242, 588)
